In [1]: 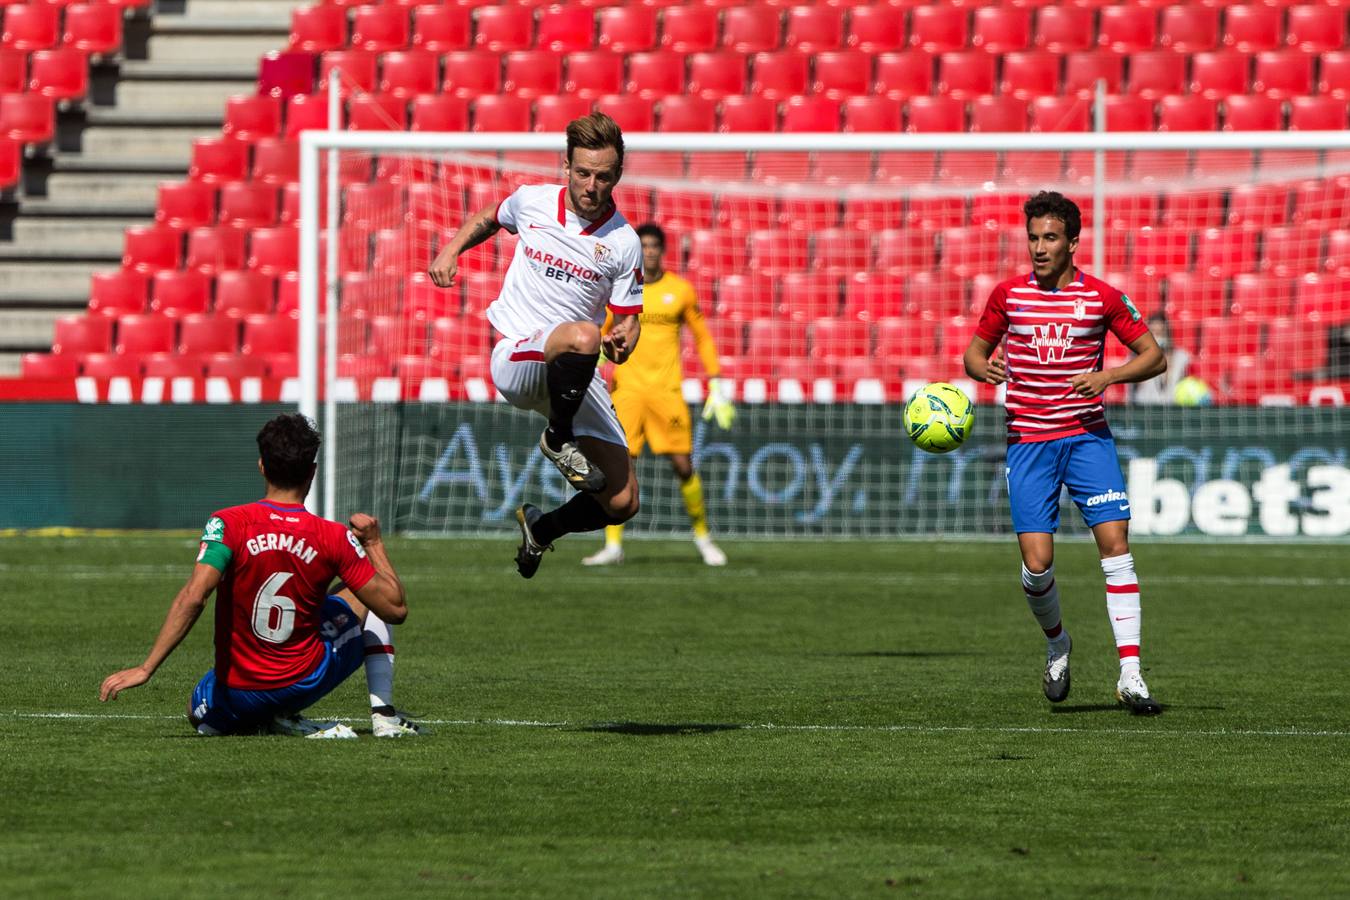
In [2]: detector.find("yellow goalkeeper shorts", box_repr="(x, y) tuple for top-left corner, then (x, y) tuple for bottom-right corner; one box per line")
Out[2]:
(613, 386), (693, 456)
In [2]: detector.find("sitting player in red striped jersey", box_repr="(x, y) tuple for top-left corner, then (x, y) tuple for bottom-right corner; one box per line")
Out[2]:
(427, 112), (643, 579)
(964, 191), (1168, 715)
(99, 414), (418, 738)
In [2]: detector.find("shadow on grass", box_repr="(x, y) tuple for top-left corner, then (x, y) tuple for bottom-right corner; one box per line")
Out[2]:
(1049, 704), (1125, 714)
(575, 722), (744, 736)
(815, 650), (979, 659)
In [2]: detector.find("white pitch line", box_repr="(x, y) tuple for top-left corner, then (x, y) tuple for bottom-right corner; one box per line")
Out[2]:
(6, 711), (1348, 739)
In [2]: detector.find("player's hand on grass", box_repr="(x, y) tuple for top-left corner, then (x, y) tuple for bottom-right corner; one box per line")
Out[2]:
(427, 249), (458, 288)
(702, 377), (736, 430)
(100, 665), (151, 701)
(1069, 371), (1113, 398)
(349, 512), (383, 547)
(981, 354), (1008, 386)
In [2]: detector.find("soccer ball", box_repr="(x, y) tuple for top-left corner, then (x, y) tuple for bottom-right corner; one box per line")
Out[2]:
(904, 382), (974, 454)
(1173, 375), (1213, 407)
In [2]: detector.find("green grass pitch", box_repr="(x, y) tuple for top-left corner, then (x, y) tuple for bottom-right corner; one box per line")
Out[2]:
(2, 535), (1348, 897)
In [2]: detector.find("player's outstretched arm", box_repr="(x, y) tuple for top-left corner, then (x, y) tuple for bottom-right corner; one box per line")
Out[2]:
(964, 336), (1006, 385)
(428, 205), (503, 288)
(603, 313), (641, 364)
(99, 563), (221, 701)
(348, 513), (408, 625)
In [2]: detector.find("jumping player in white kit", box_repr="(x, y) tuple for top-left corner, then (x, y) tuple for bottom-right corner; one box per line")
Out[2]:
(428, 112), (643, 578)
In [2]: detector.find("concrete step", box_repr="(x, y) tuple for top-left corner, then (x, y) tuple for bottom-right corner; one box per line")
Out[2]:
(11, 217), (144, 256)
(0, 352), (22, 376)
(114, 77), (257, 115)
(148, 19), (288, 65)
(0, 262), (107, 296)
(46, 172), (167, 206)
(185, 0), (305, 20)
(77, 125), (213, 162)
(0, 309), (63, 351)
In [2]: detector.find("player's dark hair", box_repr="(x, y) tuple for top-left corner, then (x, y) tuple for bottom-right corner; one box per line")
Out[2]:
(636, 223), (665, 248)
(1023, 191), (1082, 240)
(566, 111), (624, 170)
(256, 414), (320, 490)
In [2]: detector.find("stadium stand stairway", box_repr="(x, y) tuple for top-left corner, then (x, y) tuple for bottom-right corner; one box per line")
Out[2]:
(0, 0), (301, 375)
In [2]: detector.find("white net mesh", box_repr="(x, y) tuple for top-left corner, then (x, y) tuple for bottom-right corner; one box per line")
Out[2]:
(312, 137), (1350, 539)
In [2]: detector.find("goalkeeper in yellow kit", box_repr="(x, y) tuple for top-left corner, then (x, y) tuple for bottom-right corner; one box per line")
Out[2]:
(583, 223), (734, 567)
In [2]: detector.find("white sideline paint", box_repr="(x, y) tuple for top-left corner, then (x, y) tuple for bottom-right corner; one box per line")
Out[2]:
(7, 711), (1347, 739)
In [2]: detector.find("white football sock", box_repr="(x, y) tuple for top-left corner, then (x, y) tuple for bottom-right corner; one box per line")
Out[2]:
(1101, 553), (1142, 676)
(1021, 563), (1066, 642)
(362, 614), (395, 712)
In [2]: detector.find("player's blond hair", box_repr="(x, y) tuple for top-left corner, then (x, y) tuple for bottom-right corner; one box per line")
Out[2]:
(566, 112), (624, 170)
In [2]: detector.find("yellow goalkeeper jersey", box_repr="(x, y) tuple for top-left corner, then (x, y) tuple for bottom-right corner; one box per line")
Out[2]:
(606, 270), (720, 391)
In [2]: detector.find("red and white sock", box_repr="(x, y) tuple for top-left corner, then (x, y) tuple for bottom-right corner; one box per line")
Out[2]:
(1101, 553), (1141, 677)
(362, 614), (395, 713)
(1021, 563), (1066, 643)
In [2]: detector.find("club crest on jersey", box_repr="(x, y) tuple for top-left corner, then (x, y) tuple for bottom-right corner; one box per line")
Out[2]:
(1073, 298), (1086, 320)
(593, 242), (611, 265)
(1030, 322), (1073, 364)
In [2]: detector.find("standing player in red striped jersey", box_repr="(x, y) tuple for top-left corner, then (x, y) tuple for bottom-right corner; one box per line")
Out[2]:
(964, 192), (1168, 715)
(99, 414), (416, 737)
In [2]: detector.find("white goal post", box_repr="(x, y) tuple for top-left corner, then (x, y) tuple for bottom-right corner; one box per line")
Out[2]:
(296, 129), (1350, 539)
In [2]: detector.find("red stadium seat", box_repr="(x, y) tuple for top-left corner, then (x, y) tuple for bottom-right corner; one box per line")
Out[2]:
(971, 6), (1029, 53)
(62, 4), (123, 56)
(594, 94), (653, 132)
(564, 50), (623, 98)
(750, 51), (808, 100)
(847, 5), (903, 53)
(122, 226), (181, 275)
(903, 197), (965, 230)
(0, 48), (23, 94)
(813, 50), (870, 100)
(748, 229), (809, 276)
(412, 4), (470, 53)
(474, 5), (532, 53)
(785, 5), (842, 53)
(810, 227), (869, 276)
(1000, 50), (1060, 98)
(380, 49), (438, 99)
(1296, 274), (1350, 326)
(0, 93), (54, 145)
(80, 352), (142, 379)
(1261, 225), (1322, 278)
(626, 50), (686, 98)
(1103, 94), (1154, 131)
(906, 96), (964, 132)
(1157, 5), (1217, 53)
(156, 180), (216, 231)
(22, 352), (81, 379)
(844, 275), (907, 325)
(52, 314), (114, 354)
(1097, 6), (1155, 53)
(1251, 50), (1313, 99)
(216, 271), (275, 317)
(941, 226), (1000, 279)
(909, 6), (967, 53)
(1190, 51), (1250, 98)
(409, 94), (467, 132)
(907, 273), (965, 322)
(532, 95), (590, 133)
(1158, 95), (1218, 131)
(657, 94), (716, 132)
(28, 48), (88, 103)
(283, 91), (335, 137)
(248, 138), (297, 187)
(745, 318), (808, 357)
(842, 95), (901, 132)
(150, 270), (211, 318)
(114, 314), (175, 356)
(289, 4), (346, 54)
(874, 50), (934, 99)
(1195, 227), (1258, 276)
(1133, 226), (1191, 276)
(712, 273), (775, 322)
(471, 94), (530, 131)
(1064, 51), (1123, 98)
(1319, 51), (1350, 99)
(1223, 94), (1283, 131)
(970, 95), (1027, 132)
(876, 227), (930, 275)
(218, 182), (278, 229)
(502, 50), (561, 97)
(1228, 184), (1289, 227)
(810, 317), (868, 359)
(1264, 317), (1324, 373)
(187, 226), (247, 275)
(241, 313), (298, 357)
(1163, 271), (1227, 325)
(597, 5), (655, 53)
(1293, 180), (1350, 226)
(1286, 5), (1346, 54)
(937, 51), (996, 99)
(1201, 317), (1264, 359)
(177, 313), (238, 355)
(248, 226), (299, 277)
(441, 50), (500, 98)
(202, 353), (267, 380)
(778, 273), (840, 323)
(257, 50), (314, 101)
(348, 93), (407, 131)
(781, 95), (839, 132)
(1229, 273), (1292, 320)
(1127, 50), (1186, 99)
(1034, 6), (1093, 53)
(723, 6), (780, 54)
(687, 228), (749, 280)
(351, 5), (410, 53)
(687, 51), (745, 99)
(720, 95), (777, 132)
(1223, 4), (1280, 53)
(189, 137), (248, 184)
(2, 3), (58, 51)
(537, 5), (594, 53)
(222, 94), (282, 143)
(1029, 95), (1089, 132)
(660, 6), (716, 53)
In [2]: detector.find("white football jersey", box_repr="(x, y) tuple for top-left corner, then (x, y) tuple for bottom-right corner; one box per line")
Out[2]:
(486, 184), (643, 340)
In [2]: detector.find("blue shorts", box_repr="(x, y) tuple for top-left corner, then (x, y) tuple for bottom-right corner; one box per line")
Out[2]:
(188, 596), (364, 736)
(1006, 429), (1130, 534)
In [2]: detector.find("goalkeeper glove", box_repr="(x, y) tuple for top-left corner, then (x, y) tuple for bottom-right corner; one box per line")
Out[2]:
(702, 377), (736, 430)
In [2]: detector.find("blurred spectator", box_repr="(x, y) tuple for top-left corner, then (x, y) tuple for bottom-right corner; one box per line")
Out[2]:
(1133, 313), (1191, 405)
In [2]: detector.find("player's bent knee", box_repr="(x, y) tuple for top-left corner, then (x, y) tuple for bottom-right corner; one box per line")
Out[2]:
(603, 489), (639, 523)
(552, 321), (601, 355)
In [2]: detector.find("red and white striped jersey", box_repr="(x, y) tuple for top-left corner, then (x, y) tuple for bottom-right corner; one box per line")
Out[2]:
(486, 184), (643, 340)
(974, 269), (1149, 444)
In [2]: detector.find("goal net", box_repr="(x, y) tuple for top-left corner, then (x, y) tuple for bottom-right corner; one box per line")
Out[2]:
(300, 131), (1350, 541)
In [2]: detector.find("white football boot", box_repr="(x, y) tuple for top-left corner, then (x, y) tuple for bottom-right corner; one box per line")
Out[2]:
(582, 544), (624, 566)
(1042, 634), (1071, 703)
(694, 535), (727, 566)
(1116, 670), (1162, 716)
(269, 713), (358, 739)
(372, 710), (422, 738)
